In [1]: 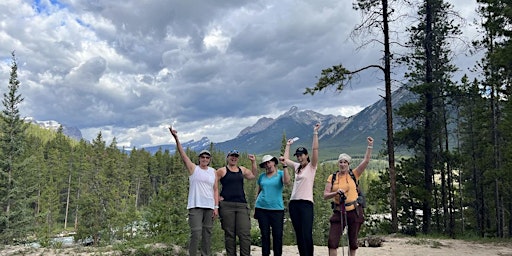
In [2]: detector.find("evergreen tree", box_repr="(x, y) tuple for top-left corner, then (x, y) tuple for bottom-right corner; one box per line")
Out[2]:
(472, 0), (512, 238)
(40, 126), (73, 235)
(457, 77), (493, 236)
(76, 132), (110, 245)
(72, 139), (93, 231)
(0, 51), (33, 243)
(127, 148), (152, 208)
(146, 146), (189, 245)
(305, 0), (400, 231)
(395, 0), (461, 235)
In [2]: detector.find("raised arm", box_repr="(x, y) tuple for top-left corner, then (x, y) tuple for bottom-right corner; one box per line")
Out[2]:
(283, 139), (296, 167)
(354, 136), (374, 176)
(169, 127), (195, 175)
(243, 154), (258, 180)
(310, 123), (320, 167)
(280, 157), (291, 185)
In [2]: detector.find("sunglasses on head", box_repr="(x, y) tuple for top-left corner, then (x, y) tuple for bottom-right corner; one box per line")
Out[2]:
(228, 150), (240, 155)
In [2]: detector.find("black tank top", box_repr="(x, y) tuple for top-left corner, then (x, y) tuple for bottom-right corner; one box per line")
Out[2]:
(220, 166), (247, 203)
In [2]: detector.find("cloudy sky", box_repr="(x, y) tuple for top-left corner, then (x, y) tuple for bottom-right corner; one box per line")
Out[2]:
(0, 0), (480, 148)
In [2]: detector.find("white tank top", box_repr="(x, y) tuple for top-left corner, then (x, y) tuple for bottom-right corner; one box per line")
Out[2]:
(187, 165), (216, 209)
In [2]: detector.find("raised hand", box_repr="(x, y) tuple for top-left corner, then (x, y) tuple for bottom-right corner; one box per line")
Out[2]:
(314, 123), (320, 132)
(169, 126), (178, 137)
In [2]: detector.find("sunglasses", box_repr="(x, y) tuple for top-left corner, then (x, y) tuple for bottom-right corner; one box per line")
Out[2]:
(228, 150), (240, 156)
(200, 155), (211, 159)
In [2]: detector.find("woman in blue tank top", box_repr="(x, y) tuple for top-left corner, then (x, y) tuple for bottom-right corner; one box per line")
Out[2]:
(254, 154), (291, 256)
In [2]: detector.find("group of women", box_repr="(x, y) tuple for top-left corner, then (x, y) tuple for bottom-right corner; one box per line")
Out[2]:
(169, 123), (374, 256)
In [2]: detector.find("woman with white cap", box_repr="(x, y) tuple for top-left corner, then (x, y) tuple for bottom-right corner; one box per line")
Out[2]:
(323, 136), (374, 256)
(169, 127), (218, 256)
(254, 154), (291, 256)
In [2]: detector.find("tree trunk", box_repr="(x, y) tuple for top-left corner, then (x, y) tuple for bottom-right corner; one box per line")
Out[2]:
(64, 171), (72, 230)
(495, 179), (502, 237)
(135, 177), (141, 208)
(422, 0), (434, 234)
(382, 0), (398, 233)
(433, 173), (440, 231)
(509, 201), (512, 237)
(444, 110), (455, 237)
(75, 176), (81, 230)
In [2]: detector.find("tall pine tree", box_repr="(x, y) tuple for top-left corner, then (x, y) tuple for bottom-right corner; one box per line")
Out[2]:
(469, 0), (512, 237)
(0, 51), (33, 243)
(395, 0), (461, 235)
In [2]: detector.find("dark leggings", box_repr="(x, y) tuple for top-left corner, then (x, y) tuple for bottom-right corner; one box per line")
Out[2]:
(255, 208), (285, 256)
(288, 200), (314, 256)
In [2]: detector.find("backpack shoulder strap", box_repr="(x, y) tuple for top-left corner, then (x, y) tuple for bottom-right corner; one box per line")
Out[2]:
(332, 169), (359, 188)
(331, 171), (338, 187)
(348, 168), (359, 186)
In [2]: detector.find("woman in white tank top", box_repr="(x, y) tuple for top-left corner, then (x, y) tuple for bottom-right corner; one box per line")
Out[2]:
(170, 127), (218, 256)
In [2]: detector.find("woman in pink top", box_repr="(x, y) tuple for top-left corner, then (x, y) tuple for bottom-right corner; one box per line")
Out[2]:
(282, 123), (320, 256)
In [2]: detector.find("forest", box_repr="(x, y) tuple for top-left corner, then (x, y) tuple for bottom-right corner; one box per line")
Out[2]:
(0, 0), (511, 253)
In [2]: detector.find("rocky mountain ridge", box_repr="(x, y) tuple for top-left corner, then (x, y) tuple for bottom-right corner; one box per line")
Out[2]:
(26, 117), (83, 141)
(29, 86), (411, 158)
(145, 86), (411, 157)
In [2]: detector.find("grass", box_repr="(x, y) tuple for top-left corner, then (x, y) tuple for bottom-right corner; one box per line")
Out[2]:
(400, 233), (509, 250)
(405, 238), (444, 248)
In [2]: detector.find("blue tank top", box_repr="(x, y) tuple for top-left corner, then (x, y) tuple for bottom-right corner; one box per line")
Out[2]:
(220, 166), (247, 203)
(255, 170), (285, 210)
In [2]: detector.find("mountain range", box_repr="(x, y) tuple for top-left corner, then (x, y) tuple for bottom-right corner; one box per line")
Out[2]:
(32, 86), (412, 159)
(143, 86), (412, 159)
(26, 117), (83, 141)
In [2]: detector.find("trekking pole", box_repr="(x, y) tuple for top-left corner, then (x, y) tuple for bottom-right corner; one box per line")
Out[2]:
(344, 203), (350, 256)
(338, 191), (347, 256)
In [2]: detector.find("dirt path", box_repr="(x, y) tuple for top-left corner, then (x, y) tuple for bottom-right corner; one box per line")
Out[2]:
(250, 236), (512, 256)
(2, 236), (511, 255)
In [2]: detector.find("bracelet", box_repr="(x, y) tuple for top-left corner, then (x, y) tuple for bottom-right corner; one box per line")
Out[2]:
(367, 146), (373, 149)
(283, 165), (288, 168)
(313, 132), (318, 135)
(214, 205), (219, 209)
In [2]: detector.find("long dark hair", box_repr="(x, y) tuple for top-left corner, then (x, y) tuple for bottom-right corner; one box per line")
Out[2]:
(296, 155), (310, 173)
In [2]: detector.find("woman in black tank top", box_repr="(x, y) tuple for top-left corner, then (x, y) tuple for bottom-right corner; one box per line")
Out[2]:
(220, 166), (247, 203)
(216, 150), (258, 256)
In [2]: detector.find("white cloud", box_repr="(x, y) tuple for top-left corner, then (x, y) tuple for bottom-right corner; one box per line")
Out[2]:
(204, 28), (231, 53)
(0, 0), (480, 147)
